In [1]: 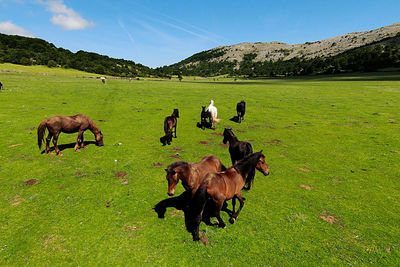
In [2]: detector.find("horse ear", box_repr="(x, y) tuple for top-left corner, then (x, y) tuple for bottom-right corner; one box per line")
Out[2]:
(164, 168), (168, 172)
(259, 150), (263, 153)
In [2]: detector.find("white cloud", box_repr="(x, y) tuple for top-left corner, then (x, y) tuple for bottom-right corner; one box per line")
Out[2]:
(0, 21), (34, 37)
(41, 0), (94, 30)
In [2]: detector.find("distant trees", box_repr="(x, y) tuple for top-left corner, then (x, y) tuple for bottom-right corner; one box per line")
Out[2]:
(0, 33), (153, 77)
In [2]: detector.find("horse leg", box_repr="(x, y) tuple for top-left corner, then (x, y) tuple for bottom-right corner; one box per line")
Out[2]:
(229, 193), (244, 224)
(221, 200), (233, 217)
(214, 199), (226, 228)
(45, 132), (53, 154)
(74, 130), (84, 152)
(80, 133), (87, 149)
(52, 132), (63, 156)
(173, 124), (177, 138)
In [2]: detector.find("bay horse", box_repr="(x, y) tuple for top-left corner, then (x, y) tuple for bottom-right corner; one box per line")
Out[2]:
(236, 101), (246, 123)
(187, 151), (270, 241)
(37, 114), (104, 156)
(200, 106), (212, 130)
(154, 155), (231, 224)
(160, 109), (179, 145)
(206, 100), (220, 129)
(223, 128), (254, 190)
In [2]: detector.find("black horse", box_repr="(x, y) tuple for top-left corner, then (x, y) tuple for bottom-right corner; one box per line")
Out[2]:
(0, 81), (3, 90)
(160, 109), (179, 145)
(236, 101), (246, 123)
(222, 128), (254, 190)
(199, 106), (212, 130)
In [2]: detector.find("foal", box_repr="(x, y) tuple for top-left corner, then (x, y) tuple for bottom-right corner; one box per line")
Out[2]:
(37, 114), (104, 156)
(161, 109), (179, 145)
(187, 151), (270, 241)
(200, 106), (212, 130)
(223, 128), (254, 189)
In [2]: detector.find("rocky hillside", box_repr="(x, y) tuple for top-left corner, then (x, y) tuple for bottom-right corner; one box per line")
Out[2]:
(179, 23), (400, 67)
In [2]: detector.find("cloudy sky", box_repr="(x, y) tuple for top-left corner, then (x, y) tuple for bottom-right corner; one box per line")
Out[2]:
(0, 0), (399, 68)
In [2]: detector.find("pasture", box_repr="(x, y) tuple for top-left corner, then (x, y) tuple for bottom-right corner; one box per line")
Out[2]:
(0, 64), (399, 265)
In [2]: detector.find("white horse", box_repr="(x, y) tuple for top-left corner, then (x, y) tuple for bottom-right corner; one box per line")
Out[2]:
(100, 77), (106, 84)
(206, 100), (220, 129)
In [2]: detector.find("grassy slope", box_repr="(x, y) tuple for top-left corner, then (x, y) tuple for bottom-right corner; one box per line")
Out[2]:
(0, 66), (399, 265)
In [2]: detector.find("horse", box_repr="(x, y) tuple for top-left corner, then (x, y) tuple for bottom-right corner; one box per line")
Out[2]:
(223, 128), (254, 190)
(154, 155), (231, 224)
(200, 106), (212, 130)
(0, 81), (3, 90)
(160, 109), (179, 146)
(206, 100), (220, 129)
(236, 101), (246, 123)
(37, 114), (104, 156)
(100, 77), (106, 84)
(187, 151), (270, 241)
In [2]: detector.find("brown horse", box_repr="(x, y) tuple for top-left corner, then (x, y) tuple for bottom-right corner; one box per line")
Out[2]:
(37, 114), (104, 156)
(154, 155), (229, 222)
(165, 155), (226, 197)
(160, 109), (179, 145)
(187, 151), (270, 241)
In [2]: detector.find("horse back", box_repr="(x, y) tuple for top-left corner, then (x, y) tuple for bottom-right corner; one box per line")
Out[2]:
(205, 169), (243, 200)
(47, 114), (89, 133)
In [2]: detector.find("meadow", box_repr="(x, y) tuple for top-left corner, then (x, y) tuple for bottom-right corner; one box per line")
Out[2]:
(0, 64), (399, 265)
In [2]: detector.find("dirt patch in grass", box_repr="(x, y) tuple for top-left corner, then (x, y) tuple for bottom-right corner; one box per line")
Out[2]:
(124, 225), (139, 231)
(211, 132), (223, 136)
(75, 171), (83, 176)
(115, 171), (127, 178)
(62, 102), (67, 104)
(152, 162), (163, 167)
(8, 143), (23, 148)
(264, 139), (282, 145)
(169, 209), (184, 218)
(248, 125), (260, 129)
(24, 126), (36, 130)
(300, 184), (313, 191)
(199, 141), (209, 145)
(170, 154), (180, 159)
(298, 167), (312, 172)
(98, 119), (106, 122)
(219, 143), (229, 148)
(236, 129), (245, 133)
(43, 234), (64, 252)
(11, 195), (24, 206)
(248, 139), (255, 142)
(172, 147), (183, 151)
(200, 234), (209, 246)
(320, 215), (337, 225)
(58, 186), (65, 190)
(24, 179), (38, 186)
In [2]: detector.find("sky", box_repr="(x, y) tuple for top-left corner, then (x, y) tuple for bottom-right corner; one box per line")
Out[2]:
(0, 0), (399, 68)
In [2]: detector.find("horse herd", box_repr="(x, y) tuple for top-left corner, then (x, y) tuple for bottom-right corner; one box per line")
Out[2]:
(36, 99), (269, 241)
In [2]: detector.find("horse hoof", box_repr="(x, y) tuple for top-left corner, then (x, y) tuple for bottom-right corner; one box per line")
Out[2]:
(229, 218), (236, 224)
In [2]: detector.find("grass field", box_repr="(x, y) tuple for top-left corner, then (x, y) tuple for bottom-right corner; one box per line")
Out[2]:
(1, 65), (399, 265)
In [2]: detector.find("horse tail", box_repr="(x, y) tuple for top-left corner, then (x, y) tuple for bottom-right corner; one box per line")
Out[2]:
(37, 119), (47, 150)
(185, 184), (209, 241)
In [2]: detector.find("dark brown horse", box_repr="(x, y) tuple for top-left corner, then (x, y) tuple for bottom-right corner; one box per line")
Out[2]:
(37, 114), (104, 156)
(187, 151), (270, 241)
(154, 155), (230, 223)
(165, 155), (226, 197)
(160, 109), (179, 145)
(223, 128), (254, 190)
(236, 100), (246, 123)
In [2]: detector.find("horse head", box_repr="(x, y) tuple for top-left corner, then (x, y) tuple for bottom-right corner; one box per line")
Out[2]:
(255, 150), (270, 176)
(95, 131), (104, 146)
(173, 109), (180, 118)
(222, 128), (233, 144)
(165, 167), (179, 196)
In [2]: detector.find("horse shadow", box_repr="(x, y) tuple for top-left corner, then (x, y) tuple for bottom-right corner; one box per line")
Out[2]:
(154, 191), (233, 227)
(229, 116), (240, 123)
(196, 121), (213, 130)
(41, 141), (96, 154)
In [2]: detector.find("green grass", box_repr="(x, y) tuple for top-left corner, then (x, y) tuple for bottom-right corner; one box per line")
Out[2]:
(0, 65), (399, 265)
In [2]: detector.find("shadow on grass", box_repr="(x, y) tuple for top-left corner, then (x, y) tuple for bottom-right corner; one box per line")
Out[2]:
(41, 141), (96, 154)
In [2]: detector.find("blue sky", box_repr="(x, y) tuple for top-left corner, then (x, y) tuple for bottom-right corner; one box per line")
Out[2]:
(0, 0), (399, 68)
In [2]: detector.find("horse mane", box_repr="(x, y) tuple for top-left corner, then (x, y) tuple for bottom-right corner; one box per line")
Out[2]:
(167, 161), (190, 171)
(86, 116), (100, 134)
(233, 152), (264, 182)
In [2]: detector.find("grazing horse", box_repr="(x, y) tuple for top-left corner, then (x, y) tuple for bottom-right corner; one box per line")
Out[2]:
(160, 109), (179, 145)
(0, 81), (3, 90)
(206, 100), (220, 129)
(236, 101), (246, 123)
(223, 128), (254, 190)
(100, 77), (106, 84)
(187, 151), (270, 241)
(37, 114), (104, 156)
(200, 106), (212, 130)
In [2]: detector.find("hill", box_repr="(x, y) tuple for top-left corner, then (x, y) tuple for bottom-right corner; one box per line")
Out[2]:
(0, 33), (153, 77)
(158, 23), (400, 77)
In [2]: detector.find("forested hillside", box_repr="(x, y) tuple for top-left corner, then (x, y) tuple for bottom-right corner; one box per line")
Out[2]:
(0, 33), (153, 77)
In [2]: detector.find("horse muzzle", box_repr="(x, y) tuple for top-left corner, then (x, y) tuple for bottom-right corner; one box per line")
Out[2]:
(97, 141), (104, 146)
(167, 191), (175, 196)
(263, 171), (270, 176)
